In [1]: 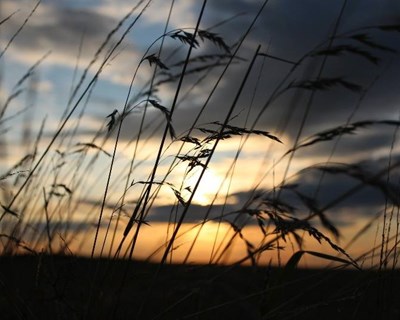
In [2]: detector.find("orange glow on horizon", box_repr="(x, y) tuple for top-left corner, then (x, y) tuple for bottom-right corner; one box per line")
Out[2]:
(13, 215), (378, 269)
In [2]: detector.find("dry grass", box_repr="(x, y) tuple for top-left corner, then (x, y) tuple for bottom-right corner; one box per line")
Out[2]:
(1, 0), (400, 318)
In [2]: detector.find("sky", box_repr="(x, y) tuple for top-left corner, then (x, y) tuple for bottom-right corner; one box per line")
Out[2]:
(1, 0), (400, 266)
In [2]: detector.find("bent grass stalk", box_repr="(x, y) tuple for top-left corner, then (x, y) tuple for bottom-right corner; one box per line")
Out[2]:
(2, 1), (400, 319)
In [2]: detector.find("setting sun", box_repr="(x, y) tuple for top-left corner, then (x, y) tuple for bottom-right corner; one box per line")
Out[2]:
(185, 168), (225, 205)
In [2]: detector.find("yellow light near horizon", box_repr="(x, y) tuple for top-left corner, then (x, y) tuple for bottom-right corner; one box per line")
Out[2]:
(186, 168), (224, 206)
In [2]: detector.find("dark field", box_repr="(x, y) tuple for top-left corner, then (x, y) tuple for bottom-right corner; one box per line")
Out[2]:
(2, 2), (400, 319)
(1, 255), (399, 320)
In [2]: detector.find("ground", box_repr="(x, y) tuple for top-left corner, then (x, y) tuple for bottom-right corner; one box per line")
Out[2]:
(0, 255), (399, 319)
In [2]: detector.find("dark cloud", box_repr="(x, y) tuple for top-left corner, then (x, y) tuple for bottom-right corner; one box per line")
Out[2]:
(0, 2), (118, 59)
(280, 154), (400, 216)
(148, 203), (237, 223)
(146, 153), (400, 230)
(3, 0), (399, 153)
(83, 0), (400, 163)
(166, 0), (400, 155)
(290, 125), (398, 160)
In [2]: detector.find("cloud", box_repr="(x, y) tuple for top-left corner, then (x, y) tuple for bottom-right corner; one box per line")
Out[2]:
(0, 0), (148, 91)
(1, 1), (112, 63)
(282, 155), (400, 214)
(145, 152), (400, 230)
(2, 0), (400, 216)
(204, 1), (400, 162)
(89, 0), (400, 158)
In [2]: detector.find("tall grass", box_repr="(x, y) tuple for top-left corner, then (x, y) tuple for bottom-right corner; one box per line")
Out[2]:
(1, 0), (400, 318)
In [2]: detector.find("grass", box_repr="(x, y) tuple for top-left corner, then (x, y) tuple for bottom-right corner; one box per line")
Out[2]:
(1, 0), (400, 318)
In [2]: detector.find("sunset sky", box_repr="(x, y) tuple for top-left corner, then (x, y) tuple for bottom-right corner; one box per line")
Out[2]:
(1, 0), (400, 266)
